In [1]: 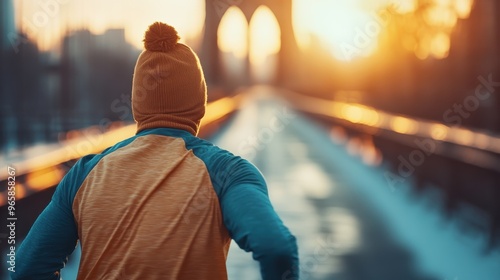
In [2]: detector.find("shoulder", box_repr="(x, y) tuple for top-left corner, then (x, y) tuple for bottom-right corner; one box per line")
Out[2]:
(53, 134), (140, 207)
(184, 137), (266, 196)
(68, 134), (139, 181)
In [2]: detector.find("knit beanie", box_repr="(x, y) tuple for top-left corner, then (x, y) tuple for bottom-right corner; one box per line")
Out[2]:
(132, 22), (207, 135)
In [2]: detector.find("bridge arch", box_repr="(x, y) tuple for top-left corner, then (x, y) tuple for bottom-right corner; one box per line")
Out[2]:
(200, 0), (300, 90)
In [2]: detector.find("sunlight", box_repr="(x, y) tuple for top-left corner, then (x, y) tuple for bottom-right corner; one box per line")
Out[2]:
(292, 0), (378, 61)
(425, 6), (457, 27)
(292, 0), (474, 61)
(125, 0), (206, 49)
(454, 0), (474, 18)
(430, 124), (449, 141)
(290, 163), (333, 199)
(14, 183), (26, 200)
(393, 0), (418, 14)
(391, 116), (419, 135)
(249, 6), (281, 83)
(453, 128), (475, 146)
(218, 6), (248, 59)
(336, 103), (381, 127)
(431, 32), (451, 59)
(342, 105), (364, 124)
(14, 0), (476, 59)
(26, 167), (64, 191)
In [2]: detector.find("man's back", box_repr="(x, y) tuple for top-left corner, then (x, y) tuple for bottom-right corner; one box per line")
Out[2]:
(74, 130), (231, 279)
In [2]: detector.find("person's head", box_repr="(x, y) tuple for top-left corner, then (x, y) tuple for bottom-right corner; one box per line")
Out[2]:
(132, 22), (207, 135)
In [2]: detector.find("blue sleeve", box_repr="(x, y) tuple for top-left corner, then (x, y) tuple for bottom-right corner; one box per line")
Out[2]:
(211, 153), (300, 280)
(10, 138), (134, 279)
(11, 161), (86, 280)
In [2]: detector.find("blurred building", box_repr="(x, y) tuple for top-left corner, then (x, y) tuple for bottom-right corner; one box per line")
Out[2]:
(60, 28), (138, 131)
(0, 0), (16, 51)
(1, 25), (139, 152)
(1, 0), (19, 151)
(0, 0), (50, 151)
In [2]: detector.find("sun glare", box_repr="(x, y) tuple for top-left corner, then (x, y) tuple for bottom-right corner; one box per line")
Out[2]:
(292, 0), (474, 61)
(14, 0), (475, 59)
(293, 0), (378, 61)
(393, 0), (418, 14)
(455, 0), (474, 18)
(218, 6), (248, 80)
(249, 6), (281, 83)
(218, 7), (248, 59)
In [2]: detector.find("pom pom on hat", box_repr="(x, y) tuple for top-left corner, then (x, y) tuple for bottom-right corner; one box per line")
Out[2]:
(143, 22), (180, 52)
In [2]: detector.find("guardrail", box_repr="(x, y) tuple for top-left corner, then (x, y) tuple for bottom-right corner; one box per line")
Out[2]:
(285, 90), (500, 247)
(285, 90), (500, 172)
(0, 95), (243, 205)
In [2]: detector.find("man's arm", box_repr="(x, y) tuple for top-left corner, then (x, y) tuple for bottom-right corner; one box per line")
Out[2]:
(10, 160), (87, 280)
(11, 201), (78, 280)
(219, 158), (299, 280)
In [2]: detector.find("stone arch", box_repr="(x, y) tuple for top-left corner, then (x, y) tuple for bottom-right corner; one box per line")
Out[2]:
(200, 0), (300, 88)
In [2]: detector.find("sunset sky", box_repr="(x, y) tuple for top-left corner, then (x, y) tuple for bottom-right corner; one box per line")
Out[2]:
(13, 0), (473, 60)
(14, 0), (206, 50)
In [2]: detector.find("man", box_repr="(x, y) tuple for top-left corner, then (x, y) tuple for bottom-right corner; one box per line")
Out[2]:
(12, 22), (298, 279)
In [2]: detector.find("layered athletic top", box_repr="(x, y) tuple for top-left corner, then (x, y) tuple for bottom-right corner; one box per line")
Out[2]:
(12, 128), (299, 280)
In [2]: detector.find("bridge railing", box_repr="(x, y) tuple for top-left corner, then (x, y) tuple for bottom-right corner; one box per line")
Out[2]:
(285, 90), (500, 169)
(0, 94), (244, 206)
(285, 90), (500, 247)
